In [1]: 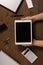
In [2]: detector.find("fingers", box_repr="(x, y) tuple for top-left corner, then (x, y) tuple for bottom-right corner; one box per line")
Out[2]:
(22, 44), (32, 47)
(21, 13), (43, 22)
(21, 16), (37, 23)
(22, 39), (43, 47)
(33, 39), (43, 47)
(21, 16), (33, 20)
(21, 13), (42, 21)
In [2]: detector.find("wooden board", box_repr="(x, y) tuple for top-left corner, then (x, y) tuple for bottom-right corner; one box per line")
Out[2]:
(0, 0), (43, 65)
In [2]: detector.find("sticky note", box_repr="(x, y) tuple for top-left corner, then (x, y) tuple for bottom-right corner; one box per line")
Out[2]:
(26, 0), (33, 8)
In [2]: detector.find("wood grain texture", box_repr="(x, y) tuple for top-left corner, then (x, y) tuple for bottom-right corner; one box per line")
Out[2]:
(0, 0), (43, 65)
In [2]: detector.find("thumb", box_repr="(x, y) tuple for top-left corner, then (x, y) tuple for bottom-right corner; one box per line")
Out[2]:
(21, 16), (33, 20)
(33, 39), (43, 47)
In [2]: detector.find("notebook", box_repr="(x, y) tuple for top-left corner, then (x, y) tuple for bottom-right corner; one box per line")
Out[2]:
(0, 51), (20, 65)
(0, 0), (22, 12)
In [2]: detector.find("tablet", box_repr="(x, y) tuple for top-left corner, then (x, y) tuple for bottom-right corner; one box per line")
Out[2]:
(0, 0), (22, 12)
(14, 20), (32, 45)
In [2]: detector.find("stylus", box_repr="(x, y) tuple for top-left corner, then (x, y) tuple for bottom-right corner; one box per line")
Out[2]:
(11, 14), (24, 17)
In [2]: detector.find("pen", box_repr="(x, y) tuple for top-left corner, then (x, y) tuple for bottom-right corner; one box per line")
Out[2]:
(11, 14), (24, 17)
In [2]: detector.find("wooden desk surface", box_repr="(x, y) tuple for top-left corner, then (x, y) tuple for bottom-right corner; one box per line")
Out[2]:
(0, 0), (43, 65)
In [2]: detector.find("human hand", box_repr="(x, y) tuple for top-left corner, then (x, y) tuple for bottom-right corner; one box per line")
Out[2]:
(21, 13), (43, 47)
(21, 13), (43, 23)
(23, 39), (43, 47)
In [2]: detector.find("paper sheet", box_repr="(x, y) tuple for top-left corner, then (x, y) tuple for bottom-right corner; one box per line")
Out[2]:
(0, 51), (19, 65)
(0, 0), (22, 12)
